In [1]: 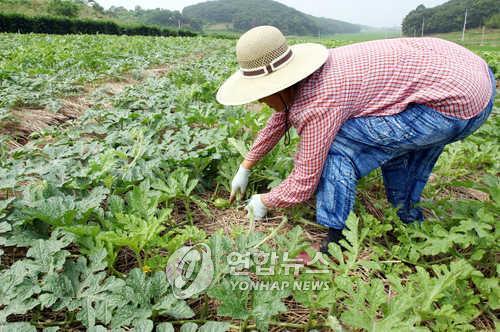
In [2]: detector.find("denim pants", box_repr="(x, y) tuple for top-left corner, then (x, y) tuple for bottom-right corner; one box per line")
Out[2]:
(316, 68), (496, 229)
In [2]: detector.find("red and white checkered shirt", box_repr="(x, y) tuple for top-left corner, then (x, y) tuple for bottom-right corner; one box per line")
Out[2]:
(245, 37), (493, 208)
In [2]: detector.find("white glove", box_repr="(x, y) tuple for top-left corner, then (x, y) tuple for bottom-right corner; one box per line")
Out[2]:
(245, 194), (268, 220)
(230, 165), (250, 202)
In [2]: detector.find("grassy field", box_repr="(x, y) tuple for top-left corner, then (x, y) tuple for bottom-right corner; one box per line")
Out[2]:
(316, 28), (500, 49)
(430, 28), (500, 51)
(0, 33), (499, 331)
(325, 30), (401, 41)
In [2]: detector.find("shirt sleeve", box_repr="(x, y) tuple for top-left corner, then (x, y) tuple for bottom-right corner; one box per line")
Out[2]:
(263, 107), (347, 208)
(245, 112), (288, 162)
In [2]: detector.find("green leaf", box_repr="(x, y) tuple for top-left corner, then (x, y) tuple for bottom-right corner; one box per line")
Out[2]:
(207, 232), (234, 276)
(472, 273), (500, 310)
(324, 316), (344, 332)
(153, 294), (195, 319)
(275, 225), (308, 257)
(340, 278), (417, 331)
(0, 197), (15, 218)
(328, 213), (366, 273)
(87, 326), (107, 332)
(228, 137), (248, 157)
(0, 231), (77, 323)
(252, 289), (287, 331)
(412, 260), (475, 318)
(39, 248), (125, 328)
(103, 269), (194, 328)
(198, 321), (231, 332)
(0, 222), (12, 261)
(108, 195), (125, 216)
(156, 322), (175, 332)
(127, 180), (159, 219)
(78, 186), (109, 213)
(180, 322), (198, 332)
(0, 222), (11, 234)
(207, 276), (251, 320)
(134, 320), (154, 332)
(42, 327), (60, 332)
(0, 322), (37, 332)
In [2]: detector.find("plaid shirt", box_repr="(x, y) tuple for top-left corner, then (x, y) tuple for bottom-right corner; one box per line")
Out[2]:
(245, 38), (493, 208)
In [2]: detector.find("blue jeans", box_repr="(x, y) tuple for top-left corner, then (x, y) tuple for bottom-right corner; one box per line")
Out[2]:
(316, 68), (496, 229)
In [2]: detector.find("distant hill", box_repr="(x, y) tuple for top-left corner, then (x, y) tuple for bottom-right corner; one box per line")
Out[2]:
(182, 0), (361, 36)
(402, 0), (500, 35)
(0, 0), (363, 35)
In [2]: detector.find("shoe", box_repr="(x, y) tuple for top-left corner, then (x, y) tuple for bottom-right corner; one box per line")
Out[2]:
(398, 207), (424, 224)
(320, 228), (345, 256)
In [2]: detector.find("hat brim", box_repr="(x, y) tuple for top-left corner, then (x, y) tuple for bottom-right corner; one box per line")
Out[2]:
(216, 43), (328, 106)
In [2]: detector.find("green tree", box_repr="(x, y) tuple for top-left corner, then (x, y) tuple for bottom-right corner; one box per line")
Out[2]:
(89, 1), (105, 14)
(182, 0), (360, 35)
(485, 13), (500, 28)
(403, 0), (500, 35)
(48, 0), (80, 18)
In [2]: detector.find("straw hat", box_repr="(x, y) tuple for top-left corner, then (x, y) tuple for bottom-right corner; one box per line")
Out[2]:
(216, 26), (328, 106)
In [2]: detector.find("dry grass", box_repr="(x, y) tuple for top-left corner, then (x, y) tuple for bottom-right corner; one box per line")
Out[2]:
(0, 57), (206, 150)
(114, 246), (140, 275)
(0, 246), (28, 269)
(448, 186), (491, 201)
(1, 50), (207, 149)
(195, 197), (327, 246)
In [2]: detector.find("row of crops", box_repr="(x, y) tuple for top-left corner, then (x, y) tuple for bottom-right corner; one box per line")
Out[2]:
(0, 34), (215, 110)
(0, 33), (499, 331)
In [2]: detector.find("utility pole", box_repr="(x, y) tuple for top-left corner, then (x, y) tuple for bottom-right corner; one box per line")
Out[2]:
(421, 17), (425, 37)
(461, 8), (467, 42)
(480, 25), (485, 46)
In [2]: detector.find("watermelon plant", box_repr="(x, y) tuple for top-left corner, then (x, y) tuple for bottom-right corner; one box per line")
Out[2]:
(0, 33), (498, 331)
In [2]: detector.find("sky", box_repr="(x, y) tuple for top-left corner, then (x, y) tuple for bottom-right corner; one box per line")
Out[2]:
(98, 0), (449, 28)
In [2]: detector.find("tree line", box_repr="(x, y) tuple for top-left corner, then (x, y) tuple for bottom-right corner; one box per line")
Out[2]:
(0, 0), (203, 32)
(106, 6), (203, 31)
(402, 0), (500, 35)
(0, 12), (197, 36)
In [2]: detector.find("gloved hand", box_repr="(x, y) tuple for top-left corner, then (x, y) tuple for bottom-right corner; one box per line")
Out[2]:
(245, 194), (268, 220)
(229, 165), (250, 203)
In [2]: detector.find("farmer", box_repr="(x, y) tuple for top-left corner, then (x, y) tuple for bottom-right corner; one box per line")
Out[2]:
(216, 26), (496, 252)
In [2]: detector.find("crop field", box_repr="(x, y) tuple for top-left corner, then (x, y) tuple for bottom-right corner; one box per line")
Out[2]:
(430, 28), (500, 48)
(0, 33), (499, 331)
